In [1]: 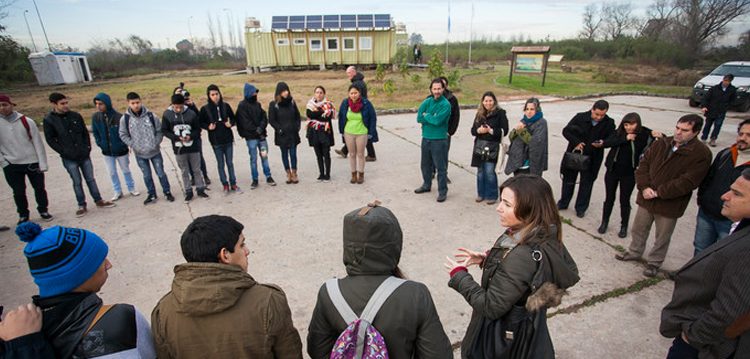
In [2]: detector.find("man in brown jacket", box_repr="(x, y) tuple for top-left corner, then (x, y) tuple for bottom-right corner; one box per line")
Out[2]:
(616, 114), (712, 277)
(151, 215), (303, 358)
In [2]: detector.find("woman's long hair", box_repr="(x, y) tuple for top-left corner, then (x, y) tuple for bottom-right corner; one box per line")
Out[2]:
(616, 112), (642, 136)
(475, 91), (499, 124)
(499, 174), (562, 244)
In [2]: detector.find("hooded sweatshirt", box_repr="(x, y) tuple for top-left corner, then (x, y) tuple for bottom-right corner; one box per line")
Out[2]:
(91, 93), (128, 157)
(119, 105), (163, 159)
(236, 83), (269, 140)
(307, 205), (452, 359)
(269, 82), (302, 148)
(161, 105), (201, 155)
(0, 111), (48, 171)
(151, 262), (303, 359)
(199, 85), (236, 146)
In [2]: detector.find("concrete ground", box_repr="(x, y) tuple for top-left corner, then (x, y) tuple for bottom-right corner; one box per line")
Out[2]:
(0, 95), (741, 357)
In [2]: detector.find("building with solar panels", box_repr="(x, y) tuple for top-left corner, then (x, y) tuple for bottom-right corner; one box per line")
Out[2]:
(244, 14), (407, 72)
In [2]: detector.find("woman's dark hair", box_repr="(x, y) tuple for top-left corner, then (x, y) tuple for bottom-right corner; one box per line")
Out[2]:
(499, 175), (562, 243)
(475, 91), (498, 123)
(523, 97), (542, 113)
(181, 215), (244, 263)
(616, 112), (642, 135)
(314, 85), (326, 94)
(348, 84), (362, 97)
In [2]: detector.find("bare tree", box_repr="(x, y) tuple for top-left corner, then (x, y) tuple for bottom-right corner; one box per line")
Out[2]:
(225, 13), (235, 56)
(672, 0), (750, 53)
(216, 13), (225, 50)
(580, 3), (603, 40)
(207, 11), (217, 49)
(640, 0), (678, 39)
(601, 2), (637, 39)
(0, 0), (16, 31)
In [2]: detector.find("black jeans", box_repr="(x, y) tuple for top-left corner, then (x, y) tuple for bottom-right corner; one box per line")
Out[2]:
(3, 163), (48, 217)
(666, 336), (698, 359)
(603, 171), (636, 225)
(313, 143), (331, 176)
(559, 168), (597, 213)
(341, 139), (376, 158)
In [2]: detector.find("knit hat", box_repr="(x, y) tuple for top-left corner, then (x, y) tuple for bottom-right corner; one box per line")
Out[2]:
(16, 222), (109, 298)
(0, 94), (16, 106)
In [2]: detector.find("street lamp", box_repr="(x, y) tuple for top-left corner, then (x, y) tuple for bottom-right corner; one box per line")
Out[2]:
(31, 0), (51, 51)
(188, 16), (194, 42)
(23, 10), (38, 52)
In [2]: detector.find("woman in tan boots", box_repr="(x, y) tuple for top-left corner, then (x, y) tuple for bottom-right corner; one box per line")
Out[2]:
(269, 82), (302, 184)
(337, 84), (378, 184)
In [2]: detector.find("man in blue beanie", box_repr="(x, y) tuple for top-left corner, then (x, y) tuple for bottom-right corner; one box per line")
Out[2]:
(6, 222), (156, 358)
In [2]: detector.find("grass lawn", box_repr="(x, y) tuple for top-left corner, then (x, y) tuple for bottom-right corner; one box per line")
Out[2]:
(4, 62), (692, 123)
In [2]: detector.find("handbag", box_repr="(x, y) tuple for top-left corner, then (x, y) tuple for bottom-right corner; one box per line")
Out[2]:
(474, 139), (500, 162)
(560, 149), (590, 172)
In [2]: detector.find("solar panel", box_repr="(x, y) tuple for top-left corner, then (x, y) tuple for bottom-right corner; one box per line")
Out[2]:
(323, 15), (339, 29)
(374, 14), (391, 28)
(272, 16), (288, 30)
(341, 14), (356, 28)
(306, 15), (322, 29)
(357, 14), (373, 28)
(289, 15), (305, 30)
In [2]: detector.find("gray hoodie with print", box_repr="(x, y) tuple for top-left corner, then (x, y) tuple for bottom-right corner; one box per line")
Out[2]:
(119, 105), (163, 159)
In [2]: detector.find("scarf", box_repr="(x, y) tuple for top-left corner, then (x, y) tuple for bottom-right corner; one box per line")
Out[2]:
(307, 97), (334, 131)
(522, 111), (543, 125)
(348, 98), (363, 113)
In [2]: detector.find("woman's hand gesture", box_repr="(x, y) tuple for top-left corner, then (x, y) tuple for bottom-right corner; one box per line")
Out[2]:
(455, 247), (486, 268)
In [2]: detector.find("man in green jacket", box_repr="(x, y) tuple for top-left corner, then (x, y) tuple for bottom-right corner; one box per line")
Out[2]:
(414, 79), (452, 202)
(151, 215), (303, 358)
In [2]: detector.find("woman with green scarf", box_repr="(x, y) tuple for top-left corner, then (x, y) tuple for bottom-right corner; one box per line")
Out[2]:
(504, 98), (548, 176)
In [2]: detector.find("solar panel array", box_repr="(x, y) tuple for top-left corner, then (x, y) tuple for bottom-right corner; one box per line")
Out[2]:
(271, 14), (391, 30)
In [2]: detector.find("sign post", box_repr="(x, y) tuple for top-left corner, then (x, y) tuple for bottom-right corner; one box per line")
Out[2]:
(509, 46), (551, 87)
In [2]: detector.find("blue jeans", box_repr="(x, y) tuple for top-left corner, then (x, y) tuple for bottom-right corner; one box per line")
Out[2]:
(212, 143), (236, 186)
(136, 153), (171, 197)
(420, 138), (448, 196)
(280, 145), (298, 171)
(476, 161), (498, 200)
(701, 113), (725, 140)
(62, 157), (102, 207)
(246, 139), (272, 180)
(102, 154), (136, 195)
(693, 208), (732, 255)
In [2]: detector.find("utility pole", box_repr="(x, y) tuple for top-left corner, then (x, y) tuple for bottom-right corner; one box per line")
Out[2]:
(188, 16), (194, 42)
(468, 1), (474, 64)
(23, 10), (38, 52)
(31, 0), (51, 51)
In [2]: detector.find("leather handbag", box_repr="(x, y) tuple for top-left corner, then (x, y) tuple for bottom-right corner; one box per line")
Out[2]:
(560, 149), (590, 172)
(474, 139), (500, 162)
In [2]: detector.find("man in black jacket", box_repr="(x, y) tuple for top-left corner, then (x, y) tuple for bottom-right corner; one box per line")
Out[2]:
(335, 67), (376, 161)
(43, 93), (115, 217)
(236, 83), (276, 189)
(558, 99), (616, 217)
(694, 119), (750, 254)
(701, 74), (737, 147)
(162, 94), (209, 202)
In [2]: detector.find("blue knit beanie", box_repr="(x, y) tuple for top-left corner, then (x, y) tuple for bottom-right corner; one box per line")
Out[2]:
(16, 222), (109, 298)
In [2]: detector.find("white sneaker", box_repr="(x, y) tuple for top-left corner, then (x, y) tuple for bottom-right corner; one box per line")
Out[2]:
(111, 193), (123, 201)
(130, 190), (141, 196)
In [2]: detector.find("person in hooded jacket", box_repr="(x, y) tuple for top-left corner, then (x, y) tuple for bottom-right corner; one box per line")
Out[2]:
(471, 91), (508, 205)
(504, 98), (549, 177)
(446, 175), (579, 359)
(307, 202), (452, 358)
(174, 84), (211, 186)
(598, 112), (662, 238)
(269, 82), (302, 184)
(236, 83), (277, 189)
(306, 85), (335, 182)
(9, 221), (156, 359)
(162, 94), (209, 203)
(199, 84), (238, 193)
(151, 215), (303, 359)
(91, 92), (140, 202)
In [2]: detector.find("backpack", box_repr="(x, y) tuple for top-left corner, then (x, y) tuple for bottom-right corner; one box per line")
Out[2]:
(19, 115), (33, 141)
(123, 112), (156, 136)
(326, 276), (406, 359)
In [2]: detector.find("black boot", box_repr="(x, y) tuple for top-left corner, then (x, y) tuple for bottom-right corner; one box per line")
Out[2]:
(618, 206), (631, 238)
(598, 203), (613, 234)
(324, 154), (331, 181)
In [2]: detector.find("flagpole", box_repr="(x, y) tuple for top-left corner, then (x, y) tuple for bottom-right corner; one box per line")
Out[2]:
(468, 1), (474, 64)
(445, 0), (450, 64)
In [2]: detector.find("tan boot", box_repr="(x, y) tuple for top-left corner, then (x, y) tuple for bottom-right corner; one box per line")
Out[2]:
(357, 171), (364, 184)
(285, 169), (292, 184)
(291, 169), (299, 183)
(350, 172), (357, 184)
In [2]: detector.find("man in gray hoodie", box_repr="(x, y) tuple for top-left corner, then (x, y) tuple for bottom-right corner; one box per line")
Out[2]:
(162, 94), (208, 202)
(119, 92), (174, 204)
(0, 94), (52, 224)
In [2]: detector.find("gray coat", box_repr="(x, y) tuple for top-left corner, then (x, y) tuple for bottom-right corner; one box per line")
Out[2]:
(119, 106), (163, 159)
(504, 117), (548, 175)
(660, 220), (750, 359)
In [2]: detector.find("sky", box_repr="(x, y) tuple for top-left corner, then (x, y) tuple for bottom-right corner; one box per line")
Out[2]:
(3, 0), (749, 52)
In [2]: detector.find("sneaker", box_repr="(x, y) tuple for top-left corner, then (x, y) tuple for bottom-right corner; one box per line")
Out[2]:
(17, 216), (29, 225)
(111, 192), (123, 201)
(95, 200), (116, 208)
(143, 195), (157, 205)
(205, 178), (212, 185)
(184, 192), (194, 203)
(323, 175), (331, 182)
(223, 184), (230, 192)
(437, 194), (447, 202)
(475, 197), (484, 203)
(614, 252), (640, 262)
(130, 190), (141, 196)
(486, 200), (496, 205)
(317, 175), (324, 182)
(165, 193), (175, 202)
(230, 185), (240, 192)
(0, 225), (9, 231)
(447, 177), (452, 184)
(709, 139), (717, 147)
(334, 149), (347, 158)
(197, 190), (209, 198)
(250, 180), (259, 189)
(576, 211), (585, 218)
(267, 177), (277, 186)
(39, 212), (53, 222)
(365, 156), (377, 162)
(643, 265), (659, 278)
(557, 202), (568, 210)
(75, 207), (87, 217)
(414, 187), (431, 194)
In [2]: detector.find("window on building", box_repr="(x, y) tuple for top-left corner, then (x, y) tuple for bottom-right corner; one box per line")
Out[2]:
(293, 38), (306, 46)
(359, 37), (372, 50)
(276, 38), (289, 46)
(310, 39), (322, 51)
(326, 38), (339, 51)
(343, 37), (355, 51)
